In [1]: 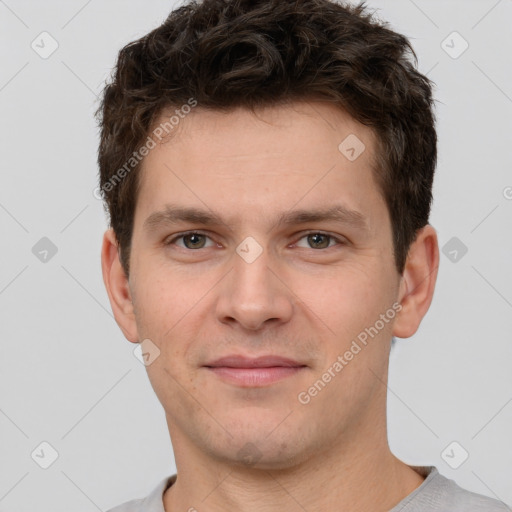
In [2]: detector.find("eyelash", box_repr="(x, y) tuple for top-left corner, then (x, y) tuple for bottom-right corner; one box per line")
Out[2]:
(164, 230), (347, 250)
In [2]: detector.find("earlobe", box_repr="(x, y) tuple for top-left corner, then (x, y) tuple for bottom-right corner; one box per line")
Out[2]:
(101, 228), (139, 343)
(392, 224), (440, 339)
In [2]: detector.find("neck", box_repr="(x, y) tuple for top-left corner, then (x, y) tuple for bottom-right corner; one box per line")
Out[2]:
(163, 405), (425, 512)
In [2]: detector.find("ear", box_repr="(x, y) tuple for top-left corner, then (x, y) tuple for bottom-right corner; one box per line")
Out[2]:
(101, 228), (139, 343)
(392, 224), (439, 339)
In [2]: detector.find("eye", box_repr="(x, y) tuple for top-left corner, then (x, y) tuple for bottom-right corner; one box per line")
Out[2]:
(165, 231), (216, 250)
(294, 232), (345, 250)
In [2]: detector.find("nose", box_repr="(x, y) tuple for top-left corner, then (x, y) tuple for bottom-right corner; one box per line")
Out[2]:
(215, 247), (294, 332)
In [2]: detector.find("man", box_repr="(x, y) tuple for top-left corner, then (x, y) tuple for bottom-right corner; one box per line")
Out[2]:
(97, 0), (510, 510)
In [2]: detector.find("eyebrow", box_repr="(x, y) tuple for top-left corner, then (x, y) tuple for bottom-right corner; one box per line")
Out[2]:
(143, 203), (369, 233)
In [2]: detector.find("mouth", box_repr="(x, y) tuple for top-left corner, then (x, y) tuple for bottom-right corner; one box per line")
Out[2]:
(203, 355), (307, 387)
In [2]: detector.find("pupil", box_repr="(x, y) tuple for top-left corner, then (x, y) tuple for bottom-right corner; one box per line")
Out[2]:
(186, 234), (204, 248)
(309, 234), (328, 249)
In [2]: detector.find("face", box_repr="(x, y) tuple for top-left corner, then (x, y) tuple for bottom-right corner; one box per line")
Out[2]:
(106, 101), (424, 470)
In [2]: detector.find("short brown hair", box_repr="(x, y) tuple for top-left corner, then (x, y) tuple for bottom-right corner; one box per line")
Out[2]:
(96, 0), (437, 277)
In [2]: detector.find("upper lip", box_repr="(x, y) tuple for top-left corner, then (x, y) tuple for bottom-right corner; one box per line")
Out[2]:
(204, 355), (305, 368)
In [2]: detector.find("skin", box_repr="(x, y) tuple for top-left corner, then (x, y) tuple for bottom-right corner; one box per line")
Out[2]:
(102, 100), (439, 512)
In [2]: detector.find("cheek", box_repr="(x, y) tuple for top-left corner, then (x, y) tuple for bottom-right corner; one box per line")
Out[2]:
(295, 263), (390, 339)
(133, 264), (197, 336)
(132, 264), (214, 378)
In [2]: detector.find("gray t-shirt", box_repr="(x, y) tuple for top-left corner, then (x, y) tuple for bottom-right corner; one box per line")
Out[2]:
(106, 465), (510, 511)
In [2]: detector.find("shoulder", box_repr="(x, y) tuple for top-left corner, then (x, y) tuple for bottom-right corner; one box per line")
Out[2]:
(106, 497), (145, 512)
(397, 466), (510, 512)
(105, 475), (176, 512)
(435, 474), (510, 511)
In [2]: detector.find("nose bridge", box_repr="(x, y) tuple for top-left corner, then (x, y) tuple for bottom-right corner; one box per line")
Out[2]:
(215, 242), (293, 330)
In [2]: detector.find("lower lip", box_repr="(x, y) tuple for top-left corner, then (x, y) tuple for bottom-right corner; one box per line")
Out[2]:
(206, 366), (305, 387)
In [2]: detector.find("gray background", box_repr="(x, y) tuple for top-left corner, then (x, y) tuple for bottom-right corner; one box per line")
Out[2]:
(1, 0), (511, 510)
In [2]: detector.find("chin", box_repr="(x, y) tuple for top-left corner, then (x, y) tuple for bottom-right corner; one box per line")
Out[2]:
(206, 429), (315, 472)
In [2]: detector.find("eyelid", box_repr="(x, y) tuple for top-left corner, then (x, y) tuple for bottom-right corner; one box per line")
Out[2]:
(292, 230), (347, 248)
(164, 230), (347, 250)
(164, 230), (216, 248)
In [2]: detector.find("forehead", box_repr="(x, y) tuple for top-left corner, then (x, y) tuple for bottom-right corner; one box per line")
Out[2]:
(148, 101), (376, 160)
(135, 101), (385, 232)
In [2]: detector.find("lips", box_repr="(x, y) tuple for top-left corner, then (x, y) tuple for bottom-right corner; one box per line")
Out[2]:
(204, 355), (307, 387)
(204, 355), (305, 369)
